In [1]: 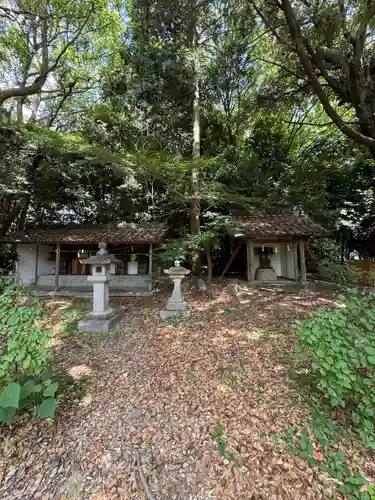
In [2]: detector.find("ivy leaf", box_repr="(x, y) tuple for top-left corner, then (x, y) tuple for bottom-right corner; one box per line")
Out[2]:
(7, 314), (19, 326)
(18, 398), (29, 410)
(42, 364), (53, 380)
(38, 398), (56, 419)
(22, 355), (31, 369)
(345, 475), (368, 485)
(0, 383), (20, 408)
(367, 355), (375, 365)
(20, 381), (36, 400)
(0, 406), (17, 424)
(43, 382), (58, 398)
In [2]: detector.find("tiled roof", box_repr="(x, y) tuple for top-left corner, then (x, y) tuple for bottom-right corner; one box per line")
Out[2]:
(1, 224), (166, 245)
(231, 215), (326, 238)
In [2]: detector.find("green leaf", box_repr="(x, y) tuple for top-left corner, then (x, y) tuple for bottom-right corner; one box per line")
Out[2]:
(38, 398), (56, 419)
(7, 314), (19, 326)
(18, 398), (29, 410)
(43, 382), (58, 398)
(0, 383), (20, 408)
(346, 475), (368, 486)
(0, 406), (17, 424)
(42, 365), (53, 380)
(367, 356), (375, 365)
(22, 356), (31, 369)
(20, 381), (36, 400)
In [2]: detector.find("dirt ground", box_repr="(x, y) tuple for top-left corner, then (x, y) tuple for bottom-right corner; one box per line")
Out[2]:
(0, 280), (339, 499)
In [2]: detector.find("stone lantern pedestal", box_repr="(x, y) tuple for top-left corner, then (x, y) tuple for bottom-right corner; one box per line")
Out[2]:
(78, 242), (123, 332)
(160, 261), (190, 320)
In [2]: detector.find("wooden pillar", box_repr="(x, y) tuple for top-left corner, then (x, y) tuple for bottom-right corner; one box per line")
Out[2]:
(299, 240), (307, 284)
(246, 240), (251, 281)
(34, 244), (39, 284)
(54, 243), (61, 291)
(246, 240), (255, 281)
(293, 243), (299, 280)
(148, 243), (153, 291)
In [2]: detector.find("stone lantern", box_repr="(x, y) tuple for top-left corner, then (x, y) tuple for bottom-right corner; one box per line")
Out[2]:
(78, 242), (123, 332)
(160, 260), (190, 320)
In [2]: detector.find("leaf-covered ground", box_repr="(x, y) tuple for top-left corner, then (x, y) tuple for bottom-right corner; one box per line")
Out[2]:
(0, 280), (356, 499)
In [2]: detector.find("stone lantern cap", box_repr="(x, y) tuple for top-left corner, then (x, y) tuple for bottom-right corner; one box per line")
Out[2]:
(80, 242), (120, 265)
(164, 260), (191, 277)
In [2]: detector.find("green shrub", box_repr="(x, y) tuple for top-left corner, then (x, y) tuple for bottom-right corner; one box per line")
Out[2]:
(0, 275), (58, 423)
(296, 291), (375, 447)
(310, 238), (348, 284)
(0, 367), (58, 423)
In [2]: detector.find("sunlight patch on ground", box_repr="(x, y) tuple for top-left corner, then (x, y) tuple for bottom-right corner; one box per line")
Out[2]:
(79, 394), (93, 407)
(241, 328), (264, 340)
(68, 364), (93, 380)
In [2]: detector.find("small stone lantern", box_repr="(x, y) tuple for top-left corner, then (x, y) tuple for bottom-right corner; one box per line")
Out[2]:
(160, 260), (191, 320)
(78, 242), (123, 332)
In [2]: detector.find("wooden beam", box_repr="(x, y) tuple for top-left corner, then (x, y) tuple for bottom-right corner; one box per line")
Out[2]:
(148, 243), (153, 291)
(54, 243), (61, 291)
(299, 240), (307, 284)
(293, 244), (298, 280)
(221, 241), (242, 277)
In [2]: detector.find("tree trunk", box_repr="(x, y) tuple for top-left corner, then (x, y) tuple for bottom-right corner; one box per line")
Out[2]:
(29, 91), (42, 122)
(190, 40), (201, 273)
(190, 50), (201, 235)
(16, 97), (24, 124)
(205, 247), (213, 285)
(0, 194), (28, 236)
(16, 194), (30, 231)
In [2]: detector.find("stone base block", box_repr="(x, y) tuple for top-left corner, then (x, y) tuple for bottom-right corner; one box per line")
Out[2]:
(87, 308), (116, 320)
(165, 300), (187, 311)
(78, 310), (123, 332)
(160, 309), (190, 320)
(254, 267), (277, 281)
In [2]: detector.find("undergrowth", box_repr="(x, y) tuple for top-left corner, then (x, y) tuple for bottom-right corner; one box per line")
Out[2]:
(270, 290), (375, 498)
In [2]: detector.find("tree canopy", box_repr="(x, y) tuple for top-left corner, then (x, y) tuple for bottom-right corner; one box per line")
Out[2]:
(1, 0), (375, 259)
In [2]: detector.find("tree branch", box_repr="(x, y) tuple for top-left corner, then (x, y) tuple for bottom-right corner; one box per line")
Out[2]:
(46, 78), (79, 127)
(256, 56), (307, 80)
(0, 6), (43, 18)
(282, 120), (349, 126)
(280, 0), (375, 148)
(0, 4), (94, 106)
(47, 5), (94, 73)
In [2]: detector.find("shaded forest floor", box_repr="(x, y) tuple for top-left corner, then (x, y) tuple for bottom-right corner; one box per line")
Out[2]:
(0, 280), (373, 499)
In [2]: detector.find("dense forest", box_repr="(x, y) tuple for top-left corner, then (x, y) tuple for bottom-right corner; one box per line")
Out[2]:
(1, 0), (375, 262)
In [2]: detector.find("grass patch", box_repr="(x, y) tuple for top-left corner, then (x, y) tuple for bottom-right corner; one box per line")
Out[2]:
(185, 365), (201, 385)
(213, 425), (241, 467)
